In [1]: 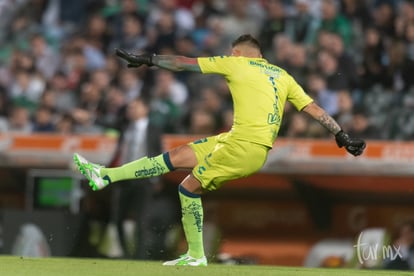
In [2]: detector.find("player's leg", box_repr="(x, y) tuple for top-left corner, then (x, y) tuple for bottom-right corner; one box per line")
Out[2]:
(162, 136), (221, 266)
(73, 144), (198, 191)
(163, 174), (207, 266)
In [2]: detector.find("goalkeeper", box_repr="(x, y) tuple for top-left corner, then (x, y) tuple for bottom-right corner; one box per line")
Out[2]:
(73, 34), (366, 266)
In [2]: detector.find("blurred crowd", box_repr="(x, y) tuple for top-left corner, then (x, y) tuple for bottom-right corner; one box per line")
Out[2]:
(0, 0), (414, 140)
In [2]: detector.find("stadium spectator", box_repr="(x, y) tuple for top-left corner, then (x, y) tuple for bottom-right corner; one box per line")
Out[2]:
(198, 87), (226, 129)
(110, 13), (148, 53)
(8, 50), (36, 73)
(8, 69), (45, 114)
(7, 105), (32, 133)
(90, 69), (112, 98)
(147, 10), (179, 53)
(220, 0), (262, 43)
(72, 107), (103, 134)
(55, 113), (75, 134)
(152, 69), (188, 108)
(149, 70), (187, 133)
(146, 0), (195, 37)
(29, 33), (60, 79)
(316, 49), (349, 91)
(404, 22), (414, 62)
(347, 108), (380, 140)
(383, 39), (414, 93)
(106, 0), (145, 46)
(286, 0), (318, 47)
(383, 88), (414, 140)
(187, 106), (217, 135)
(48, 71), (77, 114)
(285, 112), (311, 138)
(32, 106), (55, 132)
(108, 96), (174, 260)
(316, 0), (353, 47)
(258, 0), (287, 56)
(395, 0), (414, 40)
(38, 88), (57, 112)
(359, 25), (388, 90)
(372, 1), (396, 41)
(322, 32), (360, 92)
(267, 33), (293, 68)
(284, 43), (310, 87)
(333, 89), (354, 132)
(0, 86), (9, 133)
(77, 81), (102, 115)
(340, 0), (372, 29)
(118, 68), (145, 102)
(104, 54), (123, 82)
(84, 13), (112, 54)
(0, 85), (10, 118)
(61, 47), (88, 91)
(306, 72), (338, 116)
(96, 85), (127, 130)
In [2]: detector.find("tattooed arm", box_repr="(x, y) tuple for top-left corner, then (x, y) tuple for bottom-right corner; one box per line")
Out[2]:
(152, 55), (202, 72)
(302, 102), (366, 156)
(302, 102), (341, 135)
(114, 49), (202, 72)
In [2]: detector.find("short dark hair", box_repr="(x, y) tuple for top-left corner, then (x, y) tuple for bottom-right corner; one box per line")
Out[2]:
(231, 34), (261, 51)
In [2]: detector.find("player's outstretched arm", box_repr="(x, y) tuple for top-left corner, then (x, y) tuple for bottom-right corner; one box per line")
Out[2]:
(302, 102), (366, 156)
(115, 48), (201, 72)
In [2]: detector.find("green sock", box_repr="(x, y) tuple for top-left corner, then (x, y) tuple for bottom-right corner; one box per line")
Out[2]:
(179, 185), (205, 259)
(100, 153), (174, 183)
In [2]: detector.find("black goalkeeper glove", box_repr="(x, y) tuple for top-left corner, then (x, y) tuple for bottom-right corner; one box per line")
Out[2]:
(335, 130), (366, 156)
(115, 48), (155, 68)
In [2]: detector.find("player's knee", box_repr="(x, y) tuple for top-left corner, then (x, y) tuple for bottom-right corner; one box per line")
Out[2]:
(181, 174), (204, 194)
(169, 145), (198, 169)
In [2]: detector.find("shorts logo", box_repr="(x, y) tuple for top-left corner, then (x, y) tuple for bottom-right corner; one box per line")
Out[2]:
(197, 166), (206, 175)
(204, 153), (212, 167)
(194, 138), (208, 144)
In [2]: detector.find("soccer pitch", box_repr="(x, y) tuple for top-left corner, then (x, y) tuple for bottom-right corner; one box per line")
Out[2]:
(1, 256), (414, 276)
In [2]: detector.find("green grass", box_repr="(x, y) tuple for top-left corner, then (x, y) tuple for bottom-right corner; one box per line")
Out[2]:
(1, 256), (414, 276)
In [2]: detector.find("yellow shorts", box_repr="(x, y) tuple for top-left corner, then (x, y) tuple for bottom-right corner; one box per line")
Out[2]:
(189, 132), (270, 191)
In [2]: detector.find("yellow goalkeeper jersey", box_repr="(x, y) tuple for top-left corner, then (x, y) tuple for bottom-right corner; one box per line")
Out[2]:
(198, 56), (313, 148)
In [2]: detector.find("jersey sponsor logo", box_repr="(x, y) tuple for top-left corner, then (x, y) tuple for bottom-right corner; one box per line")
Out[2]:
(249, 60), (281, 71)
(249, 60), (282, 78)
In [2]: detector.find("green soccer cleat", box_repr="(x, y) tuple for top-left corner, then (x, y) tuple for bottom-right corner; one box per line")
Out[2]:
(73, 153), (109, 191)
(162, 253), (207, 266)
